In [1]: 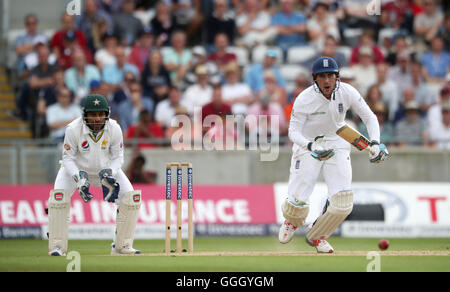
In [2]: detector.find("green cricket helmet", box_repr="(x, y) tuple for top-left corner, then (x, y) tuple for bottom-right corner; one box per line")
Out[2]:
(82, 94), (110, 131)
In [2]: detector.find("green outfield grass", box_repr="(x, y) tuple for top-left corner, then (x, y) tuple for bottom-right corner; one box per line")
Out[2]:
(0, 237), (449, 272)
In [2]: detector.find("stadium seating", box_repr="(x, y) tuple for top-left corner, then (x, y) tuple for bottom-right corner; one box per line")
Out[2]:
(252, 45), (283, 66)
(286, 46), (316, 64)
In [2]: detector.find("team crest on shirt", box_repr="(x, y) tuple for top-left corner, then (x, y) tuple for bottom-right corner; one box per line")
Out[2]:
(81, 140), (90, 151)
(338, 103), (344, 113)
(64, 144), (71, 151)
(101, 139), (108, 150)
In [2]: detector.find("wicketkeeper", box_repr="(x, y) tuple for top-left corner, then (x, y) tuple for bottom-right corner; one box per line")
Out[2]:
(47, 94), (142, 256)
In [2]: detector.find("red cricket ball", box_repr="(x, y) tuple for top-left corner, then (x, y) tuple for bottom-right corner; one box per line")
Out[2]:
(378, 239), (389, 250)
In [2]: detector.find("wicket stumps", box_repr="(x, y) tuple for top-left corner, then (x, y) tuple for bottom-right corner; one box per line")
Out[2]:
(165, 162), (193, 254)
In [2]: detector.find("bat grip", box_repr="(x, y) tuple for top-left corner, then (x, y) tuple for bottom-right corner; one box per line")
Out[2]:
(366, 146), (376, 156)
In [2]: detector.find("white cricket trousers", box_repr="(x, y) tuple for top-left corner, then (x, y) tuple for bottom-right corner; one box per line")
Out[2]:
(54, 166), (134, 207)
(287, 148), (352, 203)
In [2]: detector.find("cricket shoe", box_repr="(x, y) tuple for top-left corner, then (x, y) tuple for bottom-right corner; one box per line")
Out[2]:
(306, 237), (334, 253)
(111, 244), (142, 255)
(48, 247), (66, 256)
(278, 220), (298, 244)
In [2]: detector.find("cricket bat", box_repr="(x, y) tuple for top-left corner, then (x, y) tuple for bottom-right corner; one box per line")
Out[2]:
(336, 124), (375, 155)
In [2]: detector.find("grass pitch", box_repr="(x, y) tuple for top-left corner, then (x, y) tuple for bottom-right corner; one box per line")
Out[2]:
(0, 237), (449, 272)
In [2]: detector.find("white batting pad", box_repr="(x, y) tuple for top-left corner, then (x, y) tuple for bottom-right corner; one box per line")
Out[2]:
(306, 191), (353, 241)
(48, 189), (71, 254)
(114, 190), (142, 251)
(281, 199), (309, 227)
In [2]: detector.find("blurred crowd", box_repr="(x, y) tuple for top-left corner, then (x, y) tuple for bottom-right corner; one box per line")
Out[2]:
(10, 0), (450, 149)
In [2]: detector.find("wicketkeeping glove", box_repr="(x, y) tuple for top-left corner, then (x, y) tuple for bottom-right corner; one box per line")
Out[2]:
(99, 169), (120, 203)
(369, 141), (389, 163)
(308, 135), (335, 161)
(73, 171), (94, 203)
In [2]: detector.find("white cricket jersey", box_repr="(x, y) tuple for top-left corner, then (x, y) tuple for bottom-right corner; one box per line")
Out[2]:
(61, 117), (124, 178)
(289, 82), (380, 155)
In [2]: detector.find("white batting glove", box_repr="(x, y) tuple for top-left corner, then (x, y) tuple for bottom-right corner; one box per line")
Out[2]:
(369, 141), (389, 163)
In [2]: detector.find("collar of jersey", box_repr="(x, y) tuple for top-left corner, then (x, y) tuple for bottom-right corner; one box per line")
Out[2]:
(82, 120), (109, 141)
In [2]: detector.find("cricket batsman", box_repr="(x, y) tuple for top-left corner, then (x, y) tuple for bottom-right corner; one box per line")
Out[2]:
(278, 57), (389, 253)
(47, 94), (142, 256)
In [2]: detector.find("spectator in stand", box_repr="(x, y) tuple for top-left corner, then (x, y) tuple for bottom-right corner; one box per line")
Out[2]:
(349, 30), (385, 65)
(271, 0), (307, 58)
(102, 46), (139, 91)
(155, 85), (191, 129)
(45, 87), (82, 142)
(420, 35), (450, 83)
(162, 31), (192, 86)
(285, 72), (310, 119)
(141, 50), (171, 105)
(125, 109), (165, 149)
(171, 0), (204, 46)
(247, 90), (288, 136)
(94, 31), (118, 72)
(387, 50), (413, 96)
(235, 0), (277, 48)
(15, 14), (48, 77)
(64, 49), (101, 105)
(128, 26), (154, 74)
(342, 0), (378, 32)
(26, 44), (60, 138)
(351, 46), (377, 97)
(202, 86), (236, 148)
(222, 62), (253, 115)
(22, 37), (58, 75)
(201, 85), (232, 124)
(110, 71), (137, 117)
(359, 101), (395, 146)
(208, 33), (237, 73)
(428, 86), (450, 130)
(151, 1), (179, 47)
(302, 35), (348, 69)
(244, 49), (286, 94)
(385, 33), (410, 65)
(414, 0), (444, 44)
(117, 81), (154, 131)
(183, 65), (213, 113)
(204, 0), (236, 50)
(307, 2), (340, 51)
(365, 84), (384, 111)
(126, 152), (157, 183)
(429, 102), (450, 149)
(185, 46), (220, 88)
(395, 100), (429, 146)
(258, 70), (288, 107)
(51, 13), (91, 70)
(410, 61), (437, 113)
(75, 0), (113, 54)
(96, 0), (125, 14)
(339, 66), (358, 88)
(113, 0), (144, 46)
(91, 17), (114, 52)
(393, 87), (426, 124)
(381, 0), (414, 34)
(441, 12), (450, 52)
(17, 66), (66, 120)
(376, 62), (400, 121)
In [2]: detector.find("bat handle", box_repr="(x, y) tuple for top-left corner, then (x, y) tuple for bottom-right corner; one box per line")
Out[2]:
(367, 146), (376, 156)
